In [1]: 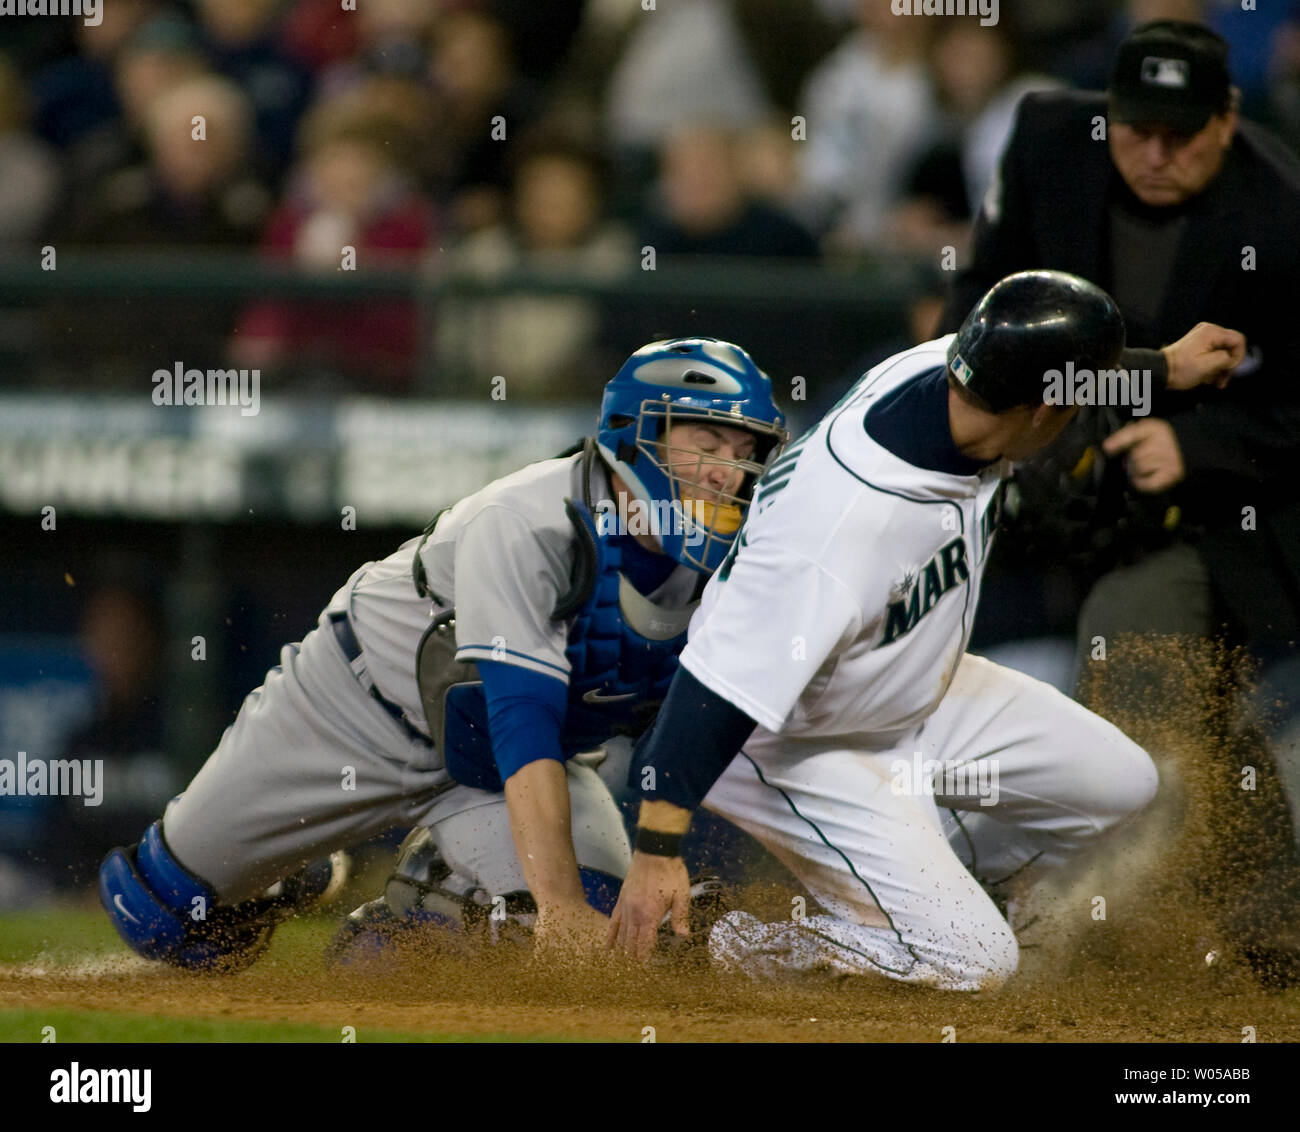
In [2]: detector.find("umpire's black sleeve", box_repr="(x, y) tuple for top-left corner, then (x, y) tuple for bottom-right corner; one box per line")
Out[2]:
(1168, 216), (1300, 485)
(939, 94), (1041, 333)
(1121, 347), (1169, 390)
(630, 666), (757, 812)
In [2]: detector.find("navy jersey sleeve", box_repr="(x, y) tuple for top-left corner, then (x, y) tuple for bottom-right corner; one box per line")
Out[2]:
(630, 666), (757, 811)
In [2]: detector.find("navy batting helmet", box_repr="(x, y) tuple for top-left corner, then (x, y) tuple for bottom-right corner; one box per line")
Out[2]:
(948, 271), (1126, 413)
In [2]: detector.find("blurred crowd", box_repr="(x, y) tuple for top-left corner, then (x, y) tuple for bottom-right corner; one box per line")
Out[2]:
(1, 0), (1298, 393)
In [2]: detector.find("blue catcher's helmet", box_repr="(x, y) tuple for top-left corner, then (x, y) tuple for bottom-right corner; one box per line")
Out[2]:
(596, 338), (789, 573)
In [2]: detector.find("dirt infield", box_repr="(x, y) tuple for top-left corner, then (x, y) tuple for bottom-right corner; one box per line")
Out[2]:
(1, 941), (1297, 1043)
(5, 639), (1300, 1043)
(1, 883), (1298, 1043)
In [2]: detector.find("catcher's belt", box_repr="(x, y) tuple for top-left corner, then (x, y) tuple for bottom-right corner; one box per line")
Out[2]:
(329, 610), (434, 748)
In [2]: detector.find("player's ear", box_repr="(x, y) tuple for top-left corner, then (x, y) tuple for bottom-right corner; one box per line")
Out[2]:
(1218, 94), (1239, 143)
(1029, 402), (1056, 430)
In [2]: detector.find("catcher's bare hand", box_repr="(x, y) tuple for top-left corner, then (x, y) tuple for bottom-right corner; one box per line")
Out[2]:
(1161, 322), (1247, 392)
(606, 852), (690, 962)
(533, 899), (610, 958)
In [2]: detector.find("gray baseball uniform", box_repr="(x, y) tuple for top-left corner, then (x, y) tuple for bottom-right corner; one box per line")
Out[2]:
(163, 452), (698, 904)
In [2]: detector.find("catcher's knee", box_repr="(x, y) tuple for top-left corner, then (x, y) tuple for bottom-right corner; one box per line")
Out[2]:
(387, 826), (621, 923)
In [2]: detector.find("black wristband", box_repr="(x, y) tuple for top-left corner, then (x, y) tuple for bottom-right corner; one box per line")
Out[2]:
(635, 828), (684, 858)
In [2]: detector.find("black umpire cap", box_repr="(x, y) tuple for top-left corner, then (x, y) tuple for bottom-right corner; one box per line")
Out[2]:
(1109, 20), (1234, 133)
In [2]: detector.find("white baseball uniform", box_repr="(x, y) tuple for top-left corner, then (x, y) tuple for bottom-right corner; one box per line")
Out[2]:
(684, 337), (1158, 989)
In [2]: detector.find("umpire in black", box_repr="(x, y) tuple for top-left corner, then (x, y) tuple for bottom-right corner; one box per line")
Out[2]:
(941, 20), (1300, 986)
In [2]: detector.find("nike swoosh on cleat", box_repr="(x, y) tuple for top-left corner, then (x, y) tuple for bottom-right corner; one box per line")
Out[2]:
(582, 689), (638, 704)
(113, 893), (141, 925)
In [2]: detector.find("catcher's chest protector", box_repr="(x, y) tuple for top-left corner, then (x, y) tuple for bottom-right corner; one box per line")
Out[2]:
(414, 496), (696, 789)
(560, 498), (696, 752)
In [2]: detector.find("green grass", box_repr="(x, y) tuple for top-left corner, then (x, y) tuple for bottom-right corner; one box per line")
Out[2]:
(0, 906), (336, 967)
(0, 906), (124, 964)
(0, 1006), (556, 1043)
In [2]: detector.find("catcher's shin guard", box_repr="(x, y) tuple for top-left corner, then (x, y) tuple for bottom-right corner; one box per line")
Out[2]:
(326, 827), (540, 965)
(100, 821), (349, 971)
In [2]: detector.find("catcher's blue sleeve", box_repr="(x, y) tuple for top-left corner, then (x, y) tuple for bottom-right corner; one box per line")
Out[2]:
(631, 666), (756, 810)
(477, 659), (566, 783)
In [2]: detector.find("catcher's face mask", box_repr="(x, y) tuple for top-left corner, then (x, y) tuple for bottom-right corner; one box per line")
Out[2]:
(622, 401), (786, 572)
(596, 337), (788, 573)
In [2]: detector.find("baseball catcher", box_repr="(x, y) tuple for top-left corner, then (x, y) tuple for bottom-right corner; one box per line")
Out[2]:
(98, 338), (787, 969)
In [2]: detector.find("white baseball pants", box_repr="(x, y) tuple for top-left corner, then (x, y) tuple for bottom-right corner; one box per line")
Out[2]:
(702, 653), (1158, 990)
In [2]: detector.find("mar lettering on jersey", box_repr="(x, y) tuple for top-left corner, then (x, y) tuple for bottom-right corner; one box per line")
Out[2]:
(878, 484), (1003, 648)
(879, 536), (970, 647)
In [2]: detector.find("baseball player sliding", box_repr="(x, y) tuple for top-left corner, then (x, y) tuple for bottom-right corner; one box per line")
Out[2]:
(99, 338), (787, 968)
(608, 272), (1247, 989)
